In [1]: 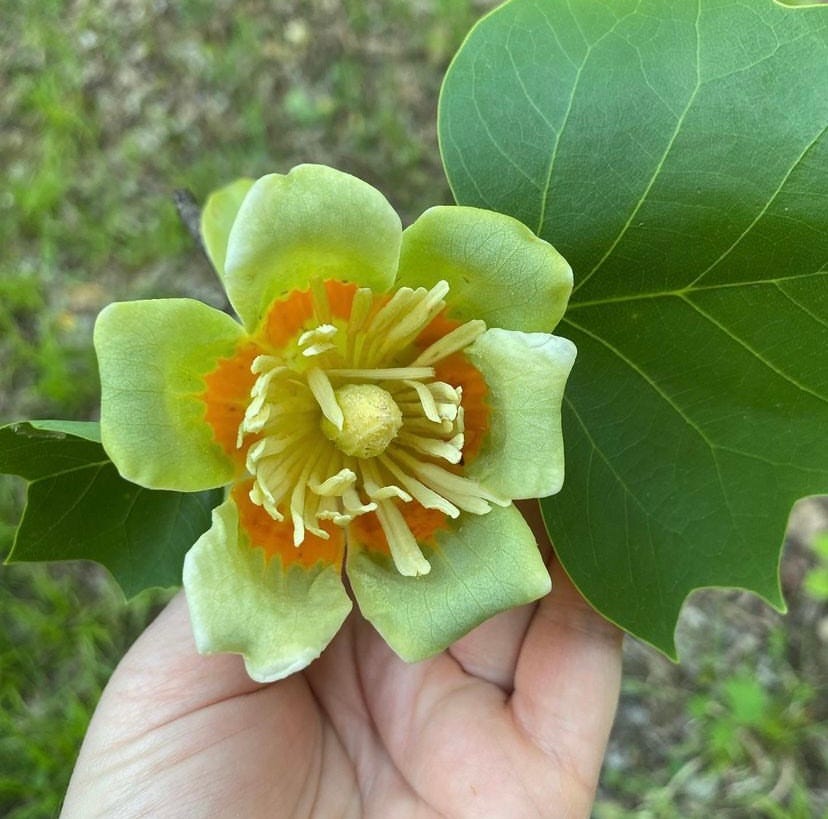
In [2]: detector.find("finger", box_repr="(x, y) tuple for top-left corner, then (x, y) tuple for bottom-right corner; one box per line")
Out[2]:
(515, 497), (555, 561)
(93, 591), (273, 733)
(63, 594), (322, 818)
(510, 560), (623, 808)
(448, 499), (554, 690)
(448, 601), (538, 691)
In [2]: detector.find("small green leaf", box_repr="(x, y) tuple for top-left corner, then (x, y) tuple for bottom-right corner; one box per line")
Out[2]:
(0, 420), (102, 479)
(1, 421), (221, 597)
(440, 0), (827, 655)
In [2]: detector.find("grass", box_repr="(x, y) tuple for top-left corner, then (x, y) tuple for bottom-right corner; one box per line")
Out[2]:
(0, 563), (171, 818)
(1, 1), (826, 817)
(597, 556), (828, 817)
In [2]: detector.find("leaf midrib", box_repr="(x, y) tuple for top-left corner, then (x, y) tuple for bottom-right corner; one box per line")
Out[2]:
(24, 459), (111, 483)
(566, 269), (828, 311)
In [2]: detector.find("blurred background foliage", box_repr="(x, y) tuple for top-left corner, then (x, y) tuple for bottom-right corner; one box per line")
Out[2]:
(0, 1), (825, 816)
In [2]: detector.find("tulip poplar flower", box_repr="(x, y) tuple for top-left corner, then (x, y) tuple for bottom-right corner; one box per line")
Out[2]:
(94, 165), (576, 681)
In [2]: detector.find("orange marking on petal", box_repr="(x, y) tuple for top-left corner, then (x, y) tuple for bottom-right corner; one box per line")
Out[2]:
(324, 279), (359, 320)
(435, 351), (489, 461)
(350, 503), (449, 557)
(201, 341), (261, 467)
(263, 289), (314, 349)
(415, 308), (459, 348)
(233, 481), (345, 569)
(402, 503), (450, 543)
(414, 309), (490, 461)
(261, 280), (359, 349)
(349, 510), (389, 556)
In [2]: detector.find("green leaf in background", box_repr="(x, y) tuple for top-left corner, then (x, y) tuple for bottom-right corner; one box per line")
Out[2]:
(439, 0), (828, 655)
(1, 421), (222, 597)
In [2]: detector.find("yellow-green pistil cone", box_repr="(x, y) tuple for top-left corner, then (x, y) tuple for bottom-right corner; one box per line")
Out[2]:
(321, 383), (404, 459)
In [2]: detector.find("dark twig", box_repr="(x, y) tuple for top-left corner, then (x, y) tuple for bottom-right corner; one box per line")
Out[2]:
(173, 188), (233, 314)
(173, 189), (206, 256)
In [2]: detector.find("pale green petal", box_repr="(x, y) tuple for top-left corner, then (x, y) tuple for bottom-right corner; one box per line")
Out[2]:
(397, 205), (573, 332)
(348, 504), (550, 662)
(465, 328), (577, 499)
(94, 299), (244, 491)
(200, 177), (255, 277)
(223, 164), (402, 331)
(183, 497), (352, 682)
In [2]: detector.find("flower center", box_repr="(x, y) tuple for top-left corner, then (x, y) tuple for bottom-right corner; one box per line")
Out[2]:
(321, 384), (403, 459)
(234, 279), (507, 576)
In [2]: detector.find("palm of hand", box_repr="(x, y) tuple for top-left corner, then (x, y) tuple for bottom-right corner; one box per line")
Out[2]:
(62, 559), (620, 819)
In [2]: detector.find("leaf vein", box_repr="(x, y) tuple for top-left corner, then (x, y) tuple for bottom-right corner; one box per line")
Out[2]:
(536, 0), (643, 236)
(563, 314), (715, 448)
(471, 55), (543, 192)
(772, 280), (828, 330)
(565, 396), (667, 611)
(680, 294), (828, 405)
(26, 465), (108, 547)
(687, 125), (827, 288)
(567, 270), (828, 310)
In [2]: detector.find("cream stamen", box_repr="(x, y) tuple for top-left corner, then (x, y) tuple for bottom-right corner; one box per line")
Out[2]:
(236, 280), (499, 566)
(307, 368), (344, 430)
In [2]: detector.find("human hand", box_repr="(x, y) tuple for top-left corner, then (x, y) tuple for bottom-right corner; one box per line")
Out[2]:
(61, 507), (622, 819)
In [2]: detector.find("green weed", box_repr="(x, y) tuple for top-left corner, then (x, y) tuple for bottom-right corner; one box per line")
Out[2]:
(0, 560), (171, 818)
(804, 533), (828, 601)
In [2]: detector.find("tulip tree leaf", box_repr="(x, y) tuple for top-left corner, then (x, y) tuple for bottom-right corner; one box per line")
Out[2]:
(1, 421), (222, 597)
(439, 0), (828, 656)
